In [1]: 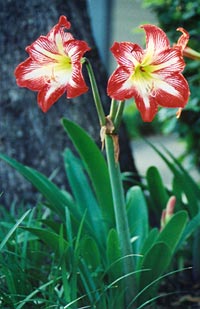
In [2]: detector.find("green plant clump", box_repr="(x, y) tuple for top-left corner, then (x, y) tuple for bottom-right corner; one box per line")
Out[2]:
(1, 119), (200, 308)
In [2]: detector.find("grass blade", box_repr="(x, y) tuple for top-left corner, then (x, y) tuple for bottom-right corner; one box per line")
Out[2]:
(0, 209), (31, 252)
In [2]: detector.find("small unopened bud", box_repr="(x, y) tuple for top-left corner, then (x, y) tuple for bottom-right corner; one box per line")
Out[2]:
(160, 196), (176, 230)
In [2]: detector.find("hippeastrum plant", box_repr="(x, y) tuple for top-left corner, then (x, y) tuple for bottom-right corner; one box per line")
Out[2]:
(1, 15), (192, 308)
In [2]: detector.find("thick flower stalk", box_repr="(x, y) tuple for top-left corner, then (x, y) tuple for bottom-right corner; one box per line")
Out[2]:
(107, 25), (190, 122)
(15, 15), (90, 112)
(183, 46), (200, 61)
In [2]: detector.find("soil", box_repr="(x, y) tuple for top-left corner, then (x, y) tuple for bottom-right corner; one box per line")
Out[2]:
(157, 269), (200, 308)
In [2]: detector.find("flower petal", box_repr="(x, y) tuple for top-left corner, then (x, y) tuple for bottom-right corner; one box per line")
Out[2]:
(134, 72), (190, 122)
(141, 25), (170, 65)
(141, 24), (170, 60)
(26, 33), (74, 63)
(38, 83), (66, 112)
(176, 27), (189, 51)
(107, 66), (135, 100)
(47, 15), (71, 41)
(151, 48), (185, 74)
(110, 42), (143, 67)
(153, 74), (190, 108)
(15, 58), (48, 90)
(64, 40), (91, 62)
(135, 94), (158, 122)
(67, 63), (89, 98)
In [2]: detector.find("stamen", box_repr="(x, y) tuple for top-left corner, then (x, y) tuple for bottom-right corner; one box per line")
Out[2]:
(51, 67), (57, 82)
(176, 108), (182, 118)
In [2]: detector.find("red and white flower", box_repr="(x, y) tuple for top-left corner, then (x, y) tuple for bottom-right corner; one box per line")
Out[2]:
(15, 16), (90, 112)
(107, 25), (190, 122)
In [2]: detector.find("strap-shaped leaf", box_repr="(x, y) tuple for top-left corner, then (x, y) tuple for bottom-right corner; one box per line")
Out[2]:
(106, 228), (122, 281)
(146, 166), (169, 213)
(0, 209), (31, 252)
(158, 210), (188, 253)
(62, 118), (114, 228)
(178, 211), (200, 249)
(147, 142), (200, 217)
(0, 153), (73, 219)
(21, 227), (68, 253)
(137, 241), (172, 306)
(64, 149), (107, 244)
(126, 186), (149, 257)
(80, 236), (101, 271)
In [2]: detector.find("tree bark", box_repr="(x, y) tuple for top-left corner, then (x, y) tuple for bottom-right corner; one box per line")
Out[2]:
(0, 0), (137, 207)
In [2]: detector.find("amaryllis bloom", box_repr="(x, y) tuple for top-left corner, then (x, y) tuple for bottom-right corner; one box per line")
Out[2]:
(15, 16), (90, 112)
(107, 25), (190, 122)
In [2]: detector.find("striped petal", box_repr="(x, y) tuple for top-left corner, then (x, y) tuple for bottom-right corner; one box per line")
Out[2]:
(142, 24), (170, 60)
(151, 48), (185, 74)
(15, 57), (72, 91)
(135, 94), (158, 122)
(107, 66), (135, 100)
(26, 34), (73, 63)
(67, 63), (89, 98)
(38, 83), (66, 112)
(110, 42), (143, 67)
(176, 27), (189, 51)
(152, 74), (189, 108)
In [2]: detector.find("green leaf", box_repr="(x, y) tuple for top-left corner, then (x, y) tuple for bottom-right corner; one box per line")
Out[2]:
(157, 210), (188, 253)
(126, 186), (149, 256)
(64, 149), (107, 243)
(21, 227), (68, 254)
(146, 166), (169, 213)
(41, 219), (66, 235)
(0, 209), (31, 252)
(105, 229), (124, 309)
(0, 153), (73, 219)
(192, 228), (200, 279)
(62, 118), (114, 228)
(106, 229), (122, 281)
(80, 236), (101, 271)
(147, 142), (200, 217)
(136, 211), (188, 305)
(137, 242), (172, 306)
(15, 277), (62, 309)
(136, 227), (159, 270)
(178, 211), (200, 249)
(165, 149), (200, 217)
(139, 228), (159, 257)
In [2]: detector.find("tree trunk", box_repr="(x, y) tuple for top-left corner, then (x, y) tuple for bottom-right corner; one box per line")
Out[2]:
(0, 0), (137, 207)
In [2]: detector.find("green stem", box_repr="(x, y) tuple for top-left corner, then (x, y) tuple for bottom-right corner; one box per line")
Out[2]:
(105, 135), (136, 307)
(109, 98), (118, 121)
(114, 100), (125, 132)
(109, 99), (125, 132)
(85, 58), (136, 306)
(84, 58), (106, 127)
